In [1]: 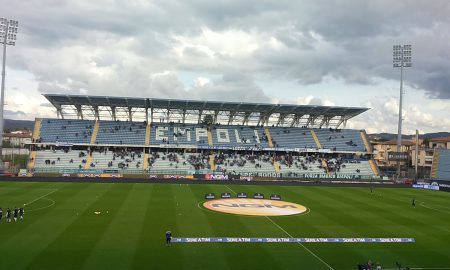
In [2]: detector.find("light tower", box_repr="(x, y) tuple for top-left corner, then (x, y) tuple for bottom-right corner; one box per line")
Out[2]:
(0, 18), (19, 157)
(393, 44), (412, 178)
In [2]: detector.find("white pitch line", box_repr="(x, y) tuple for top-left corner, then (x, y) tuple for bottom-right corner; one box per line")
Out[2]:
(419, 202), (450, 214)
(27, 198), (56, 212)
(225, 185), (237, 194)
(25, 189), (58, 206)
(225, 185), (333, 270)
(265, 216), (334, 270)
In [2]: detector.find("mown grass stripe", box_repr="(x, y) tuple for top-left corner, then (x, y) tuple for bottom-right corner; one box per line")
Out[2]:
(25, 183), (133, 270)
(81, 184), (154, 270)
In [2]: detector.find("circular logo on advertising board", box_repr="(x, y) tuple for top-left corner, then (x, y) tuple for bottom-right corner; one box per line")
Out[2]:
(203, 198), (308, 216)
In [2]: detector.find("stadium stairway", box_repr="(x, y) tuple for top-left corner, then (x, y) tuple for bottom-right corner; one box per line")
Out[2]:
(209, 154), (216, 171)
(90, 121), (100, 144)
(322, 159), (329, 174)
(143, 153), (149, 171)
(145, 124), (151, 145)
(273, 157), (280, 173)
(431, 150), (440, 178)
(84, 152), (93, 170)
(207, 127), (213, 146)
(369, 159), (380, 176)
(143, 124), (151, 171)
(310, 129), (322, 149)
(264, 127), (274, 148)
(32, 118), (42, 141)
(360, 130), (372, 153)
(27, 151), (37, 172)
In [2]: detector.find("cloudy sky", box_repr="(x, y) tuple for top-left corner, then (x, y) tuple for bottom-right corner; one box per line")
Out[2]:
(2, 0), (450, 133)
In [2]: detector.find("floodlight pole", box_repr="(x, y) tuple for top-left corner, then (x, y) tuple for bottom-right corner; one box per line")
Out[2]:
(0, 18), (18, 160)
(396, 53), (404, 178)
(393, 45), (412, 179)
(0, 20), (8, 158)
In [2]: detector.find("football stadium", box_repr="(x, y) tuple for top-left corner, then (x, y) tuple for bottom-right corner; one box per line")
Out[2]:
(2, 2), (450, 270)
(1, 94), (450, 270)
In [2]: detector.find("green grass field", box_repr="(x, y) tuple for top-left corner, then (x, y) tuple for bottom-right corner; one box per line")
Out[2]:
(1, 181), (449, 270)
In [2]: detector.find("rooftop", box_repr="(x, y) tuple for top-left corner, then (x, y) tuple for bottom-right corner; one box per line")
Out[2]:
(43, 94), (370, 128)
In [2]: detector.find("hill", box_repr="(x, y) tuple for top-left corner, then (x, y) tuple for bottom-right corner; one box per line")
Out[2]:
(4, 119), (35, 131)
(368, 132), (450, 141)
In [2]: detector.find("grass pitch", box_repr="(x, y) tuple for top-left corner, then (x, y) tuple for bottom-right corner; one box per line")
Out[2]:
(0, 181), (449, 270)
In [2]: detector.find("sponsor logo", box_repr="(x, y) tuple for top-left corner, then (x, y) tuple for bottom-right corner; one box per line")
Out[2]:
(203, 198), (307, 216)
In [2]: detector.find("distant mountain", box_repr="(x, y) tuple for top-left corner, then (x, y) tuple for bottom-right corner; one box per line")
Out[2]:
(4, 119), (35, 131)
(369, 132), (450, 141)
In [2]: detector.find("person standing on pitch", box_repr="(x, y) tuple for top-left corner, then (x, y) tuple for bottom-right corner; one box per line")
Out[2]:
(0, 207), (3, 222)
(165, 231), (172, 246)
(412, 197), (416, 208)
(19, 206), (25, 221)
(13, 206), (19, 222)
(6, 208), (12, 222)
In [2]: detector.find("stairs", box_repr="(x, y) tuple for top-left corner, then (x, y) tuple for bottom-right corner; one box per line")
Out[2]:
(143, 153), (150, 171)
(27, 151), (37, 172)
(360, 130), (372, 153)
(90, 121), (100, 144)
(273, 158), (280, 173)
(145, 124), (151, 146)
(369, 159), (380, 176)
(207, 127), (213, 146)
(322, 159), (329, 174)
(32, 118), (42, 141)
(209, 154), (216, 171)
(431, 150), (440, 178)
(84, 153), (93, 170)
(310, 129), (322, 149)
(264, 127), (274, 148)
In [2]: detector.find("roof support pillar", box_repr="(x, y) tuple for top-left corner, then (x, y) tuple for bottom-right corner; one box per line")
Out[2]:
(128, 107), (133, 122)
(277, 113), (286, 127)
(290, 115), (300, 127)
(227, 111), (235, 125)
(306, 115), (317, 128)
(111, 106), (116, 121)
(182, 109), (186, 124)
(198, 110), (203, 124)
(213, 110), (219, 124)
(94, 106), (99, 120)
(336, 116), (346, 128)
(56, 108), (63, 119)
(76, 105), (83, 120)
(242, 112), (251, 125)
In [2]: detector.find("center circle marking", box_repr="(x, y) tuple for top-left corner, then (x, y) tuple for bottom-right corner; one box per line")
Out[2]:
(203, 198), (307, 216)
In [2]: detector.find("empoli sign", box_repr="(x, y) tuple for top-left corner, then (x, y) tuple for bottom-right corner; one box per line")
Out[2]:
(203, 198), (307, 216)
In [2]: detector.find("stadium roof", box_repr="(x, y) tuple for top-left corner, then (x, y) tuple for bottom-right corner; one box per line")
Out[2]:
(43, 94), (369, 128)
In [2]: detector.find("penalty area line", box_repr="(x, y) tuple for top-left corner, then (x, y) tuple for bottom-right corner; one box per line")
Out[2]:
(25, 189), (58, 206)
(419, 202), (450, 214)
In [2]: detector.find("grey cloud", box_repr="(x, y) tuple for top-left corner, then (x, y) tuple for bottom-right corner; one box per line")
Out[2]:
(186, 73), (271, 103)
(2, 0), (450, 101)
(4, 110), (27, 119)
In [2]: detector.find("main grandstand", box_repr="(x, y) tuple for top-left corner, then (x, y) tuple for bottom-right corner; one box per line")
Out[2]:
(27, 94), (380, 180)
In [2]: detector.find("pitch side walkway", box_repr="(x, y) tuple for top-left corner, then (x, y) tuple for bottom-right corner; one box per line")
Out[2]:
(0, 176), (409, 188)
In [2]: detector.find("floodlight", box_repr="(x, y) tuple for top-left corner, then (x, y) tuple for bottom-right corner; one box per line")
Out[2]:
(0, 17), (19, 157)
(393, 44), (412, 177)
